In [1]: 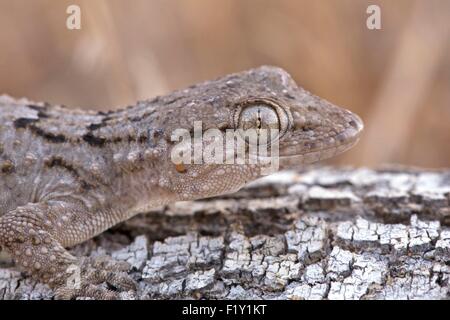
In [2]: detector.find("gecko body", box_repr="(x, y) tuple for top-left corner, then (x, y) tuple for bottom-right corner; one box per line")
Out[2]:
(0, 66), (363, 298)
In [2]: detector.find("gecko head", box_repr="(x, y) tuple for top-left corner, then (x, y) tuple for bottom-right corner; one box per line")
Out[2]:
(225, 66), (364, 169)
(253, 66), (364, 169)
(159, 66), (363, 200)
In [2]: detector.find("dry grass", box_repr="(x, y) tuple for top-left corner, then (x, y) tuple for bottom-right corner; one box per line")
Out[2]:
(0, 0), (449, 167)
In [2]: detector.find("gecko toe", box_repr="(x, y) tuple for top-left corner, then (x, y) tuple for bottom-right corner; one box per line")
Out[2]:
(54, 256), (137, 300)
(55, 284), (120, 300)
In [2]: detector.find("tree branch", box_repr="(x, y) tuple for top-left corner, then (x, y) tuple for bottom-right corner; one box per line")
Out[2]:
(1, 167), (449, 299)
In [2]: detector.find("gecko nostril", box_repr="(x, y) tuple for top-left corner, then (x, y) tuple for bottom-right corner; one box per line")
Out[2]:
(348, 114), (364, 132)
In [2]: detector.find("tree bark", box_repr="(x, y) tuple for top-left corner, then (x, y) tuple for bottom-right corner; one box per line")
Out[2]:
(1, 167), (449, 300)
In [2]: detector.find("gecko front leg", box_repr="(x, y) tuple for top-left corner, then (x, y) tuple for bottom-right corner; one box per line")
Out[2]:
(0, 200), (136, 299)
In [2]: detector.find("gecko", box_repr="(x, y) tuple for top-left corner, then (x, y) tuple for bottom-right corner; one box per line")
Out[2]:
(0, 66), (363, 299)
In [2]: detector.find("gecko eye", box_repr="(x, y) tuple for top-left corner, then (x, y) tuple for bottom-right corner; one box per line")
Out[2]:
(239, 105), (279, 132)
(234, 100), (289, 143)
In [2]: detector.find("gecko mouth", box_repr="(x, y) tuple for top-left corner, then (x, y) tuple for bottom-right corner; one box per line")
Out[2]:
(278, 136), (360, 167)
(278, 114), (364, 166)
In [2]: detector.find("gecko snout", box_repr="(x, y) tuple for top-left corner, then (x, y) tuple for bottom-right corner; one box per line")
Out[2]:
(348, 113), (364, 134)
(346, 112), (364, 144)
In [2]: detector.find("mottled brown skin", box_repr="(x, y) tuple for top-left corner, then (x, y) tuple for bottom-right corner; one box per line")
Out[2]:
(0, 66), (363, 299)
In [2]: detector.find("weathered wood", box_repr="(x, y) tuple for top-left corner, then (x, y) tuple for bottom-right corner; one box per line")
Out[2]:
(1, 167), (449, 299)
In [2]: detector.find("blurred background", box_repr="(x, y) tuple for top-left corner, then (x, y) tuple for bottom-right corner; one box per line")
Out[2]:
(0, 0), (449, 168)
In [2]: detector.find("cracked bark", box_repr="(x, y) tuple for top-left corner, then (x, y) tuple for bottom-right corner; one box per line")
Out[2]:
(1, 167), (449, 300)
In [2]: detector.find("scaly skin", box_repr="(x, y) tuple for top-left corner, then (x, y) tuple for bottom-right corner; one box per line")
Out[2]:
(0, 66), (363, 299)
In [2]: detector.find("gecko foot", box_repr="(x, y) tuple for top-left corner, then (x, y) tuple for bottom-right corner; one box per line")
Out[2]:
(54, 256), (137, 300)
